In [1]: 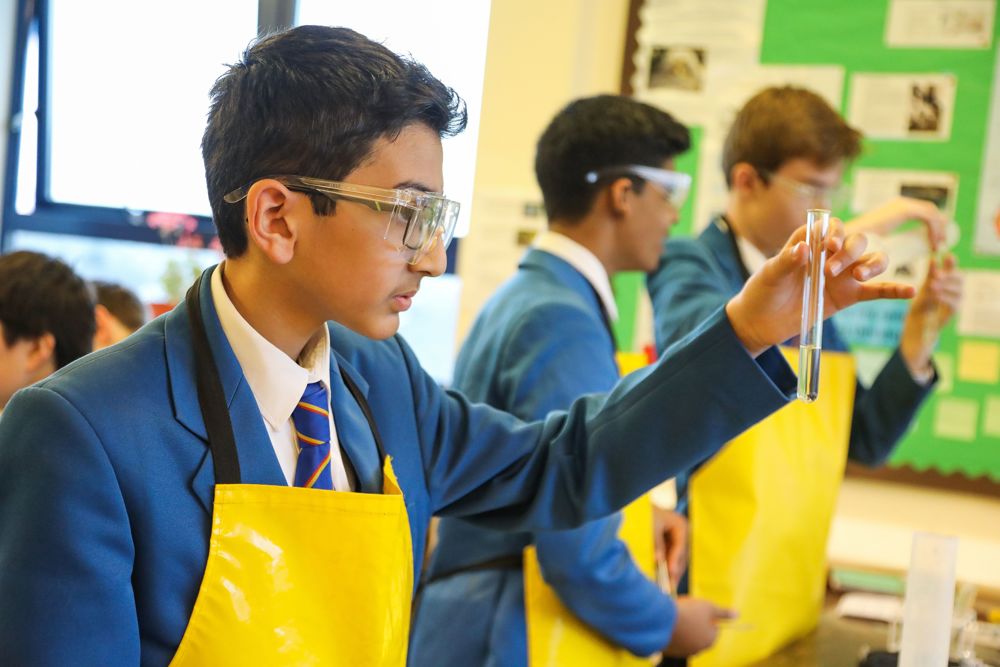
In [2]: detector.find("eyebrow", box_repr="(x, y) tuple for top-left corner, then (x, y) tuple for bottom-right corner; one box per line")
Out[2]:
(393, 180), (440, 194)
(803, 178), (835, 189)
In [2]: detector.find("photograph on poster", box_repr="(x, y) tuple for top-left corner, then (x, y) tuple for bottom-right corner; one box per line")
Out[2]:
(899, 183), (950, 210)
(908, 83), (943, 132)
(648, 45), (707, 91)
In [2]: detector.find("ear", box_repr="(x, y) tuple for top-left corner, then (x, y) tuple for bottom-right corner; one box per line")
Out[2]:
(93, 304), (114, 349)
(606, 177), (636, 218)
(25, 332), (57, 375)
(730, 162), (763, 197)
(243, 179), (303, 265)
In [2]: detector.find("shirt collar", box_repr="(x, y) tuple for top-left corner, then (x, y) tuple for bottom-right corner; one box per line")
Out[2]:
(734, 233), (769, 276)
(210, 264), (332, 429)
(532, 230), (618, 321)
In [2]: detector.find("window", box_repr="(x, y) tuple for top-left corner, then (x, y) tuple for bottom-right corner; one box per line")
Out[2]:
(3, 0), (259, 296)
(2, 0), (491, 384)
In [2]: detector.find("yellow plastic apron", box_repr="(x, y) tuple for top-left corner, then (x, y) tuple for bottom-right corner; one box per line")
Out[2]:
(523, 494), (659, 666)
(522, 351), (659, 666)
(170, 275), (413, 666)
(689, 348), (856, 667)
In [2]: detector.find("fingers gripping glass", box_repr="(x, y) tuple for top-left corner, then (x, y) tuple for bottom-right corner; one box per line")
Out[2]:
(224, 175), (460, 264)
(585, 164), (692, 209)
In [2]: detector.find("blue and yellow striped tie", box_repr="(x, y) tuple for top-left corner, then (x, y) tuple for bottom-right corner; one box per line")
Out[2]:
(292, 382), (334, 490)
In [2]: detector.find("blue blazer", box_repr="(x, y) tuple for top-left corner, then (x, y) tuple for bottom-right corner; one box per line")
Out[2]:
(646, 219), (934, 517)
(411, 249), (675, 666)
(0, 265), (795, 666)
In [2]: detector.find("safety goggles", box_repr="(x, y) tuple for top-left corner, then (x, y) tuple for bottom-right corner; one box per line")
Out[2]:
(585, 164), (692, 209)
(758, 169), (849, 209)
(224, 175), (460, 265)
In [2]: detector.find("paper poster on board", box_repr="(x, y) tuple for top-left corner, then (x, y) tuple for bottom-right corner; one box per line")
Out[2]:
(631, 0), (767, 127)
(957, 270), (1000, 339)
(975, 44), (1000, 256)
(850, 169), (959, 219)
(848, 73), (956, 141)
(885, 0), (995, 49)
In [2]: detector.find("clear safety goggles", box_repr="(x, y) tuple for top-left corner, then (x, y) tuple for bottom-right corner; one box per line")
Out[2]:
(224, 175), (461, 265)
(758, 169), (850, 209)
(585, 164), (692, 209)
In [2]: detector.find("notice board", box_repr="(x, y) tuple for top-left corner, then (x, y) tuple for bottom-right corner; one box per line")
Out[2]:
(613, 0), (1000, 491)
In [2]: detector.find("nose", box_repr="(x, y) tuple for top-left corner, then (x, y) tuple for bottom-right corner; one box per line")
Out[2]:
(664, 203), (680, 230)
(409, 233), (447, 277)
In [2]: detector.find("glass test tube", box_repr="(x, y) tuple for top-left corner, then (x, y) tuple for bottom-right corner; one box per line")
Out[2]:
(798, 208), (830, 403)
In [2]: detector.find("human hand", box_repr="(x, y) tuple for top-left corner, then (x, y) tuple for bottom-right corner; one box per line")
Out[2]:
(726, 219), (916, 356)
(848, 196), (948, 250)
(663, 597), (735, 657)
(899, 254), (963, 380)
(653, 508), (688, 590)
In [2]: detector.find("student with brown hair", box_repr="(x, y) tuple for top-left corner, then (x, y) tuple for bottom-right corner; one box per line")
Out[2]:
(648, 85), (963, 666)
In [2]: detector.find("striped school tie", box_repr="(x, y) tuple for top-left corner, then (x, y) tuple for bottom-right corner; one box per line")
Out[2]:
(292, 381), (334, 490)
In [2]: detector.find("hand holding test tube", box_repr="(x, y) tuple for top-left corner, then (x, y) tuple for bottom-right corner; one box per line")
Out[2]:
(798, 209), (830, 402)
(724, 217), (916, 360)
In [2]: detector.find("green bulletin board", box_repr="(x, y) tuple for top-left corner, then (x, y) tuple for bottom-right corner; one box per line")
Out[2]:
(616, 0), (1000, 487)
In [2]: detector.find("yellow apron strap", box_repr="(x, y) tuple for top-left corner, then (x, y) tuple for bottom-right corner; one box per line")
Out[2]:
(524, 494), (657, 667)
(690, 349), (856, 667)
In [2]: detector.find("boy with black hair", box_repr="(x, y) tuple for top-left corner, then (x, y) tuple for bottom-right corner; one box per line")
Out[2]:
(413, 95), (728, 666)
(0, 250), (95, 412)
(0, 30), (908, 665)
(92, 280), (148, 349)
(648, 85), (962, 666)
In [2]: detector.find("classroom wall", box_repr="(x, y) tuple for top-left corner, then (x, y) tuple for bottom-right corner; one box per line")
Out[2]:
(456, 0), (630, 338)
(470, 0), (629, 191)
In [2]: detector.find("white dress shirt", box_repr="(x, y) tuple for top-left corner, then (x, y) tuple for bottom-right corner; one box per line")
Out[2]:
(735, 233), (768, 275)
(532, 230), (619, 322)
(210, 264), (352, 491)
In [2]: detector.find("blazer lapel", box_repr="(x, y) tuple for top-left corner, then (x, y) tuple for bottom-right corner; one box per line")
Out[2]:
(166, 267), (286, 515)
(701, 219), (751, 294)
(522, 249), (615, 349)
(328, 350), (382, 494)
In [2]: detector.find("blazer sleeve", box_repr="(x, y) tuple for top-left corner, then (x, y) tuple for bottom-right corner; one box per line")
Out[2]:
(534, 520), (674, 656)
(0, 386), (140, 666)
(647, 237), (734, 354)
(412, 304), (797, 531)
(502, 304), (675, 656)
(845, 346), (935, 466)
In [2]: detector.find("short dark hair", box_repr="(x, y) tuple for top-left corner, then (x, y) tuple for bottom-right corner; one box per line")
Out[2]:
(93, 281), (146, 332)
(534, 95), (690, 221)
(722, 86), (862, 187)
(203, 25), (468, 257)
(0, 251), (95, 369)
